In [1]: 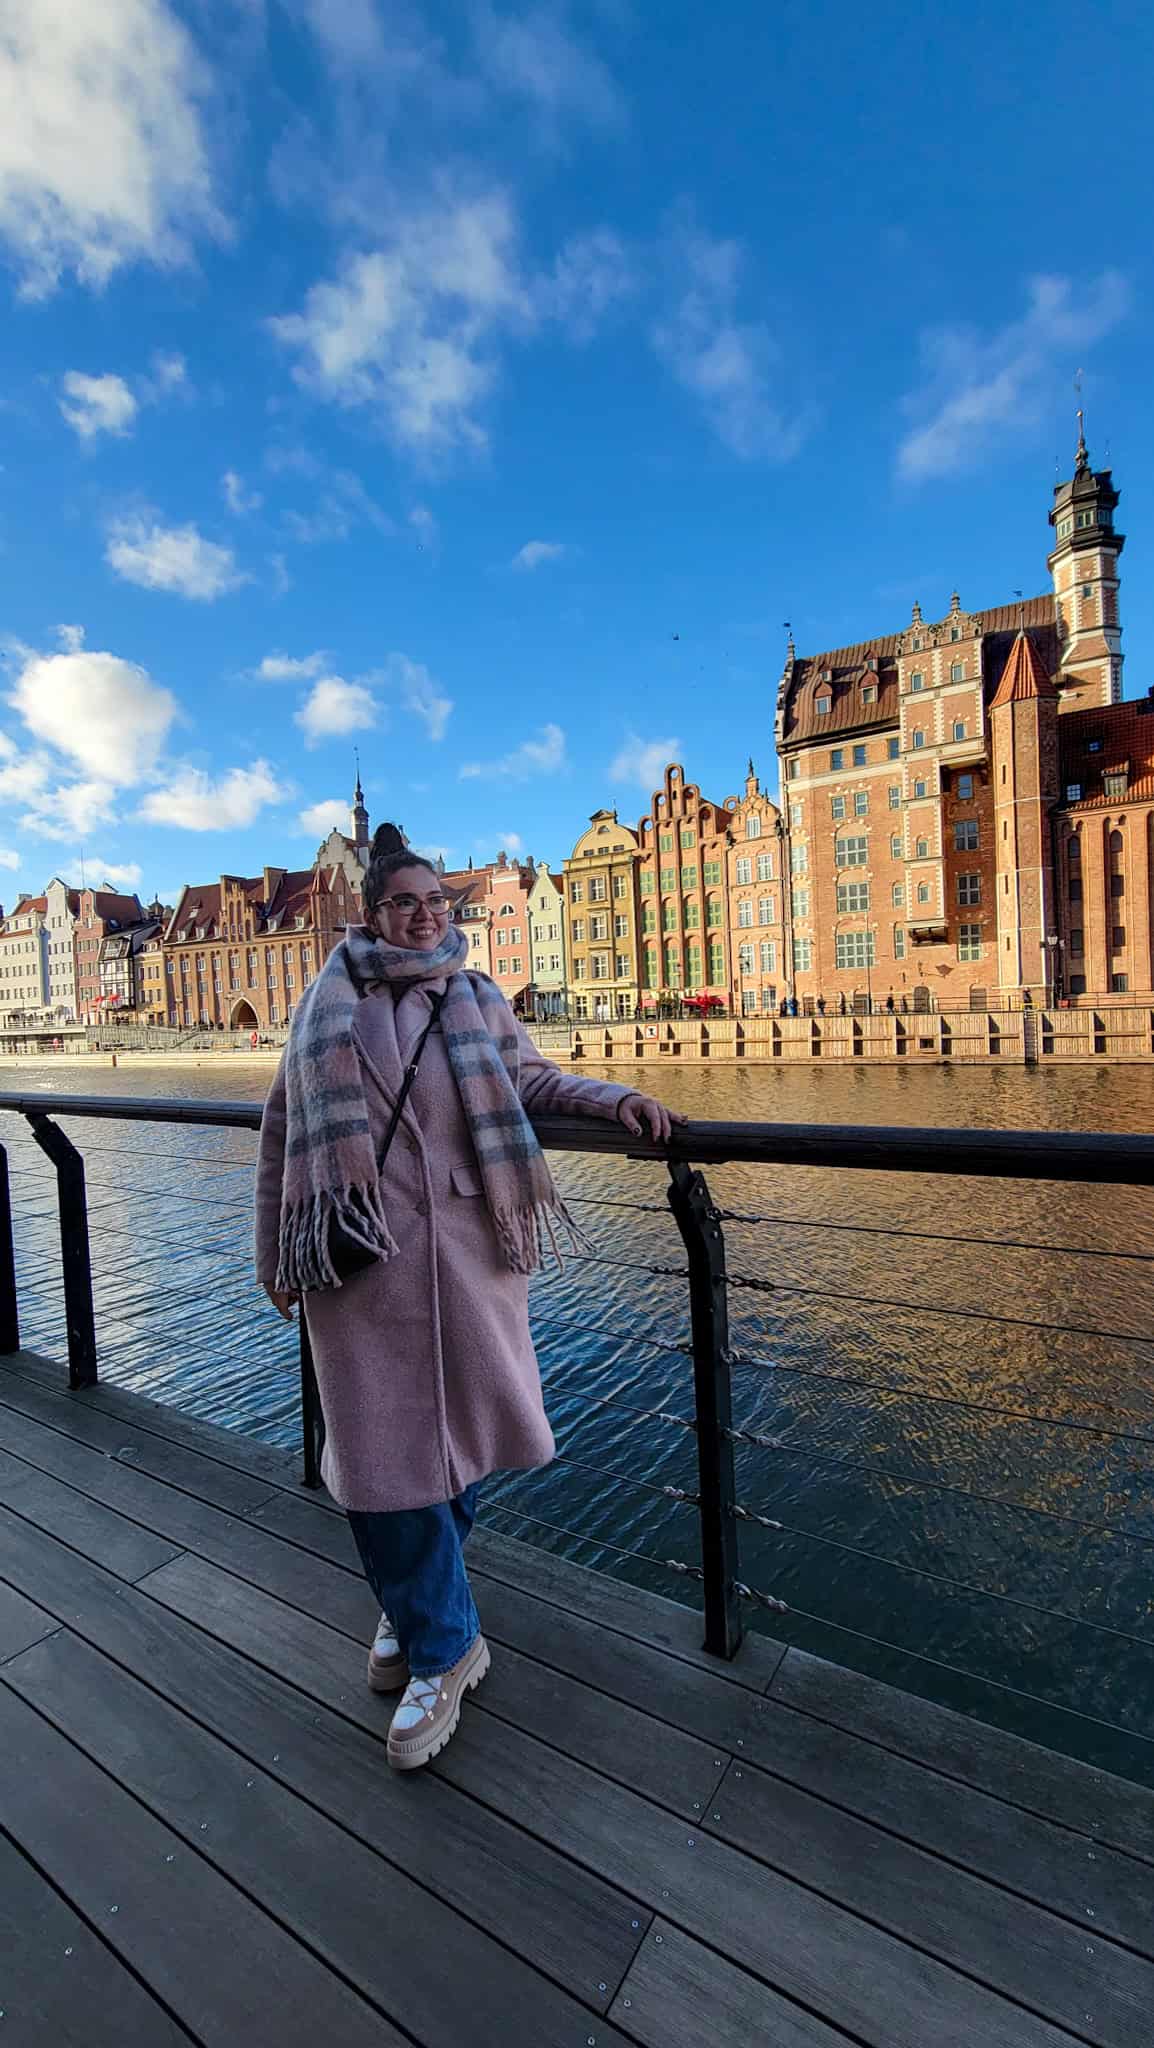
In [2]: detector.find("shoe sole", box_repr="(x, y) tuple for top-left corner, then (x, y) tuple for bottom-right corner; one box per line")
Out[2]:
(387, 1637), (491, 1772)
(367, 1651), (410, 1693)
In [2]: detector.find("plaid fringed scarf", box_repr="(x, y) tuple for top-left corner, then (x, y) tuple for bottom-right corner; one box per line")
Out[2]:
(275, 920), (585, 1292)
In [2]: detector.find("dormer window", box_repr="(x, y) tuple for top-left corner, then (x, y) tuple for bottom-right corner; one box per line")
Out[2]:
(912, 636), (922, 651)
(862, 684), (877, 704)
(1103, 769), (1128, 800)
(950, 626), (961, 642)
(815, 695), (831, 715)
(1076, 509), (1095, 529)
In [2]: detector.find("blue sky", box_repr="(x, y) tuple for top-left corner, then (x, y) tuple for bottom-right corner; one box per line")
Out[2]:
(1, 0), (1150, 906)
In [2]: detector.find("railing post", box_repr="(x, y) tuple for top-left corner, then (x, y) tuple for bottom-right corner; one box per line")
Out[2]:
(26, 1113), (97, 1389)
(0, 1144), (19, 1355)
(667, 1160), (743, 1660)
(299, 1314), (325, 1490)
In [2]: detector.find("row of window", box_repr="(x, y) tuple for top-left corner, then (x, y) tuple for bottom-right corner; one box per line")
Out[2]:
(570, 875), (630, 903)
(572, 915), (630, 940)
(788, 924), (984, 972)
(572, 955), (632, 981)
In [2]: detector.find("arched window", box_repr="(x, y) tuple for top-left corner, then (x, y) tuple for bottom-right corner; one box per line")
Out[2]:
(1110, 830), (1124, 854)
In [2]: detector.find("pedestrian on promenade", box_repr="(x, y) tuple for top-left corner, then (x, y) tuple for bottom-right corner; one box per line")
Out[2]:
(837, 991), (846, 1016)
(816, 996), (826, 1016)
(885, 994), (895, 1014)
(255, 837), (685, 1772)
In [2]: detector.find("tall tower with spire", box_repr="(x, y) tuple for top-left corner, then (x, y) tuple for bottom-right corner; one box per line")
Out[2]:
(990, 626), (1060, 999)
(351, 754), (370, 854)
(1048, 415), (1124, 708)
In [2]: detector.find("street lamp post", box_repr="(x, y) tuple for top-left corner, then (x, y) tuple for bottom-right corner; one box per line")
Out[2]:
(1045, 932), (1064, 1004)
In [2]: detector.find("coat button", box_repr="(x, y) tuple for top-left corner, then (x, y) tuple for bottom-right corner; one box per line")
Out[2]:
(415, 1200), (428, 1218)
(405, 1137), (419, 1154)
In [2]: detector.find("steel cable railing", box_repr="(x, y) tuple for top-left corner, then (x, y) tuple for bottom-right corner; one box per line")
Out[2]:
(2, 1090), (1154, 1781)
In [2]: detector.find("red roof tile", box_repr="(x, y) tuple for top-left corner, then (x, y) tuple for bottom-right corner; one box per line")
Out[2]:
(782, 593), (1058, 747)
(989, 630), (1057, 709)
(1060, 700), (1154, 808)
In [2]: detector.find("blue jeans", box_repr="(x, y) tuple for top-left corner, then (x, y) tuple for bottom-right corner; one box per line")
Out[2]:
(347, 1483), (482, 1680)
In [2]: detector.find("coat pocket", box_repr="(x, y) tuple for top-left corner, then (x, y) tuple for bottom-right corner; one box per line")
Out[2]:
(450, 1163), (484, 1198)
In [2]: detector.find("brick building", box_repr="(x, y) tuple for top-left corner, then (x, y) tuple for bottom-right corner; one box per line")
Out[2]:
(562, 810), (641, 1019)
(162, 862), (361, 1031)
(486, 852), (535, 1011)
(723, 765), (787, 1015)
(74, 887), (147, 1022)
(637, 768), (732, 1009)
(774, 426), (1141, 1008)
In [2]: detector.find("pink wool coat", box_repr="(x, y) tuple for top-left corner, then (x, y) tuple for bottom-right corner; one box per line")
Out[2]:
(254, 978), (632, 1511)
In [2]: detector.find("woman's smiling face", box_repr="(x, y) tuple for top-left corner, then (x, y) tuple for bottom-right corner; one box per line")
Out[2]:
(370, 865), (452, 951)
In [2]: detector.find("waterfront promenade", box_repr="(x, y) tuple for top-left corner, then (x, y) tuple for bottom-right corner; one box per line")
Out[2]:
(3, 1343), (1154, 2047)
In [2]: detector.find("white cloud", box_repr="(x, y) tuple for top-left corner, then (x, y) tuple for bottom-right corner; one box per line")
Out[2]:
(138, 760), (284, 831)
(609, 733), (682, 791)
(460, 722), (566, 780)
(471, 4), (625, 140)
(59, 372), (138, 441)
(22, 779), (119, 840)
(295, 675), (379, 747)
(255, 650), (329, 682)
(148, 350), (187, 393)
(511, 539), (566, 572)
(897, 271), (1131, 481)
(0, 1), (224, 298)
(268, 553), (291, 597)
(222, 469), (263, 516)
(299, 797), (351, 839)
(387, 653), (453, 740)
(535, 227), (634, 340)
(653, 222), (801, 461)
(498, 831), (522, 852)
(106, 514), (247, 600)
(61, 857), (142, 889)
(271, 190), (528, 454)
(7, 632), (177, 784)
(0, 849), (20, 870)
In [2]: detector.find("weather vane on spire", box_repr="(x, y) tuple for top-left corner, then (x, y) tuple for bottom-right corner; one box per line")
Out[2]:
(1074, 369), (1088, 470)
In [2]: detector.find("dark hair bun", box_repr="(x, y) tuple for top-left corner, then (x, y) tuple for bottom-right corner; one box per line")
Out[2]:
(369, 823), (406, 859)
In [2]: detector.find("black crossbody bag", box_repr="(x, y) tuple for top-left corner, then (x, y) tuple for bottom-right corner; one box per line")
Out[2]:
(328, 990), (446, 1282)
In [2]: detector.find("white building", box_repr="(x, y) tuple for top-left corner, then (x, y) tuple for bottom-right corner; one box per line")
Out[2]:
(43, 878), (79, 1020)
(0, 896), (49, 1022)
(526, 863), (566, 1016)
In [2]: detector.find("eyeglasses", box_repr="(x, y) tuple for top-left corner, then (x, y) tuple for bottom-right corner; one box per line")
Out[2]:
(373, 892), (451, 915)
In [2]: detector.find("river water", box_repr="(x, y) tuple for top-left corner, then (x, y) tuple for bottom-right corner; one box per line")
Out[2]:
(4, 1055), (1154, 1785)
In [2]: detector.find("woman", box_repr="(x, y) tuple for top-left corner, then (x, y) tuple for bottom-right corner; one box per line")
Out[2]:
(256, 835), (685, 1772)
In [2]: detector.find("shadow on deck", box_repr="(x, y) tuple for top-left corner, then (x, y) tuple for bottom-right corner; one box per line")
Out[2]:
(2, 1348), (1153, 2048)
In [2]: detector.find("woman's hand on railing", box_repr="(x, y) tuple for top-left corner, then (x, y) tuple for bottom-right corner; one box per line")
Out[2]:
(263, 1283), (300, 1321)
(615, 1093), (689, 1144)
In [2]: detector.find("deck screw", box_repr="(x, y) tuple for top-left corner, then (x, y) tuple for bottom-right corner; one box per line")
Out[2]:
(692, 1801), (700, 1810)
(714, 1758), (722, 1767)
(64, 1948), (72, 1957)
(1086, 1908), (1095, 1917)
(273, 1752), (280, 1761)
(598, 1983), (607, 1992)
(655, 1935), (664, 1945)
(165, 1855), (174, 1863)
(712, 1811), (721, 1820)
(687, 1838), (695, 1847)
(736, 1738), (744, 1746)
(630, 1919), (640, 1930)
(200, 1823), (208, 1831)
(734, 1769), (743, 1780)
(109, 1906), (119, 1914)
(623, 1999), (632, 2010)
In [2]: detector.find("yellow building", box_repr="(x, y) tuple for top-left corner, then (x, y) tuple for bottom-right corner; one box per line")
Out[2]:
(562, 809), (642, 1018)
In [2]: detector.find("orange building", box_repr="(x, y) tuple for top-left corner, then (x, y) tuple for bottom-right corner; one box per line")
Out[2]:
(774, 428), (1141, 1009)
(637, 766), (732, 1007)
(723, 764), (787, 1015)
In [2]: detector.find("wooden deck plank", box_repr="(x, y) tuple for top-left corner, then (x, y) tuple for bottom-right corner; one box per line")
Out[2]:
(250, 1490), (773, 1768)
(0, 1505), (649, 2014)
(0, 1351), (301, 1489)
(735, 1693), (1154, 1959)
(144, 1546), (728, 1825)
(0, 1369), (281, 1517)
(438, 1712), (1082, 2048)
(0, 1830), (195, 2048)
(0, 1578), (58, 1663)
(609, 1921), (855, 2048)
(5, 1629), (639, 2048)
(0, 1409), (740, 1805)
(0, 1679), (395, 2048)
(705, 1756), (1152, 2046)
(0, 1449), (182, 1583)
(772, 1648), (1154, 1869)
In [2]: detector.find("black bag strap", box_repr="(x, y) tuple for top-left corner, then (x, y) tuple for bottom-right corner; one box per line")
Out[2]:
(376, 988), (446, 1173)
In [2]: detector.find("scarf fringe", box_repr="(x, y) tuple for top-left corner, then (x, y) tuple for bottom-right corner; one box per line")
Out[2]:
(493, 1194), (594, 1277)
(276, 1182), (400, 1295)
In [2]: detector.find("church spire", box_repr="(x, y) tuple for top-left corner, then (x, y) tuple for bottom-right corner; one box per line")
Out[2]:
(351, 752), (369, 851)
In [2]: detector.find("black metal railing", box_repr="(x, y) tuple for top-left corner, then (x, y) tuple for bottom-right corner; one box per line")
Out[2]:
(1, 1089), (1153, 1693)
